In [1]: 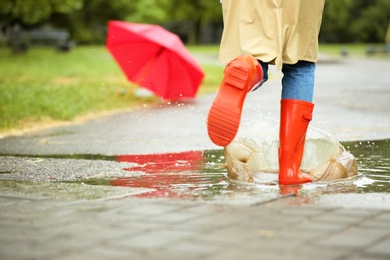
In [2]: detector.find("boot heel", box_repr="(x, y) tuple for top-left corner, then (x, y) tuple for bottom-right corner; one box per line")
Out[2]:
(224, 65), (250, 90)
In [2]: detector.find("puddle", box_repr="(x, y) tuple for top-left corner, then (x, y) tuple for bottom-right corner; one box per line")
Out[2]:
(1, 139), (389, 201)
(102, 139), (390, 198)
(343, 139), (390, 193)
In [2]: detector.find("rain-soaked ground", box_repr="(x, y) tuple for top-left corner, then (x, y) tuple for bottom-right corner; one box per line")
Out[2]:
(109, 139), (390, 198)
(2, 139), (388, 201)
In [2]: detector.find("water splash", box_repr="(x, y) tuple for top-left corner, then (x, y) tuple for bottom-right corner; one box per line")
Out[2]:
(225, 117), (358, 183)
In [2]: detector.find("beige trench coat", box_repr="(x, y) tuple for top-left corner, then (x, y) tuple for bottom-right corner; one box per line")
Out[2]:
(219, 0), (325, 69)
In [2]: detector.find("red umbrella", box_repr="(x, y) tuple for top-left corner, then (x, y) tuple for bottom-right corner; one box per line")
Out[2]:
(106, 20), (205, 100)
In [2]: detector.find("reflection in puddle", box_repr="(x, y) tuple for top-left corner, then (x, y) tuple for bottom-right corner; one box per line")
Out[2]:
(111, 151), (281, 200)
(109, 139), (390, 199)
(111, 150), (234, 199)
(112, 173), (229, 199)
(117, 151), (206, 173)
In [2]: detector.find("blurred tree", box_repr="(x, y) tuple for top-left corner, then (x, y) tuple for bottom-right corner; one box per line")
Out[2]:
(4, 0), (387, 44)
(59, 0), (222, 44)
(320, 0), (390, 43)
(165, 0), (222, 44)
(126, 0), (169, 24)
(0, 0), (83, 26)
(320, 0), (353, 42)
(350, 0), (390, 42)
(51, 0), (137, 43)
(1, 0), (222, 44)
(51, 0), (170, 44)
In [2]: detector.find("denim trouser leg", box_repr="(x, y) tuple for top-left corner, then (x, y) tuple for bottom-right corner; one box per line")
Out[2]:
(281, 61), (316, 102)
(252, 60), (269, 91)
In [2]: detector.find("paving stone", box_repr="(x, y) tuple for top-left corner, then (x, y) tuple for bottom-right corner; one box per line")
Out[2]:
(276, 205), (330, 218)
(316, 228), (390, 249)
(207, 247), (290, 260)
(110, 229), (195, 250)
(288, 245), (353, 260)
(294, 221), (349, 234)
(1, 195), (390, 259)
(156, 240), (222, 259)
(118, 201), (182, 216)
(192, 225), (259, 245)
(312, 213), (370, 225)
(332, 208), (383, 217)
(365, 236), (390, 255)
(374, 211), (390, 222)
(352, 252), (390, 260)
(55, 246), (145, 260)
(358, 221), (390, 230)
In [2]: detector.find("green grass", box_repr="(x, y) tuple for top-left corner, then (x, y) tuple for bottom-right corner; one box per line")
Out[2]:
(0, 45), (223, 133)
(0, 46), (160, 132)
(187, 44), (220, 54)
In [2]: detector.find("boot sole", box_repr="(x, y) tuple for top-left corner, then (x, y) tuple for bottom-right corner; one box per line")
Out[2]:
(207, 61), (252, 146)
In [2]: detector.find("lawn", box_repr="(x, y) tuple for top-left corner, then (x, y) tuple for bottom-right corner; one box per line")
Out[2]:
(0, 46), (147, 132)
(0, 43), (385, 134)
(0, 45), (223, 134)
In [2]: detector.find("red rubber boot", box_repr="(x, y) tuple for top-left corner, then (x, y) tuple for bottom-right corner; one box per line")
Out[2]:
(278, 99), (314, 185)
(207, 55), (263, 146)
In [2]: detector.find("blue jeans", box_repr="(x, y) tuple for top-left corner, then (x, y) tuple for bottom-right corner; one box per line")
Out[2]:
(255, 60), (315, 102)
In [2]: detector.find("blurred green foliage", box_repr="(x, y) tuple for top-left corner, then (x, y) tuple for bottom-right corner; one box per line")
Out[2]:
(320, 0), (390, 43)
(0, 0), (83, 24)
(1, 0), (222, 44)
(0, 0), (389, 44)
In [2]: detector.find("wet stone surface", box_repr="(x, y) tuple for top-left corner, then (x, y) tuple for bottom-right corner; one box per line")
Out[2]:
(0, 155), (135, 182)
(1, 195), (390, 260)
(0, 180), (151, 200)
(0, 139), (389, 204)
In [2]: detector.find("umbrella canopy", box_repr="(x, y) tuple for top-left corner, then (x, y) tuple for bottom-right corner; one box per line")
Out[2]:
(106, 20), (204, 100)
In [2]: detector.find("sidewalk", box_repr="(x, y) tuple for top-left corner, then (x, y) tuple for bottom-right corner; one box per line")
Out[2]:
(1, 196), (390, 260)
(1, 57), (390, 259)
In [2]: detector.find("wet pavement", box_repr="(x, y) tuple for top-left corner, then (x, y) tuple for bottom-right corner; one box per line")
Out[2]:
(1, 56), (390, 259)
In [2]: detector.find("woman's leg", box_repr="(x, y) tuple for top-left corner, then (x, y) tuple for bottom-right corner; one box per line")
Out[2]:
(281, 61), (315, 102)
(251, 60), (268, 91)
(278, 61), (316, 185)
